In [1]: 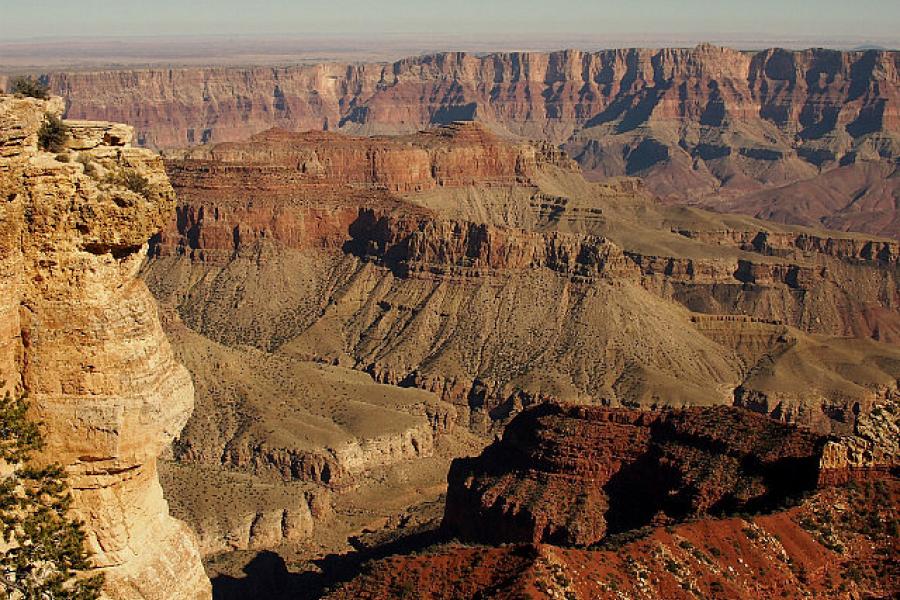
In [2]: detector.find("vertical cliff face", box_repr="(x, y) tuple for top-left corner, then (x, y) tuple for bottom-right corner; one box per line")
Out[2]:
(0, 94), (210, 599)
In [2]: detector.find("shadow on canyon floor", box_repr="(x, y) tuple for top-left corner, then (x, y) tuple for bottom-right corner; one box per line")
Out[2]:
(211, 528), (446, 600)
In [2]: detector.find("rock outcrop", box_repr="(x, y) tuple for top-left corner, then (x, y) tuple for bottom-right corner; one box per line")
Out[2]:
(0, 94), (210, 599)
(442, 403), (826, 547)
(326, 480), (900, 600)
(48, 46), (900, 236)
(818, 393), (900, 485)
(159, 462), (333, 556)
(326, 401), (898, 598)
(326, 396), (898, 599)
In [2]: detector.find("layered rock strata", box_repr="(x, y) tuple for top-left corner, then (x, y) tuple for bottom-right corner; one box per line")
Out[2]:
(159, 462), (333, 555)
(143, 124), (900, 437)
(0, 94), (209, 599)
(442, 403), (826, 547)
(48, 46), (900, 236)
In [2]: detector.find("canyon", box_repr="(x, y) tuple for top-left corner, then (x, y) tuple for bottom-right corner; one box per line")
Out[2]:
(29, 45), (900, 237)
(145, 122), (900, 436)
(2, 70), (897, 598)
(130, 118), (898, 597)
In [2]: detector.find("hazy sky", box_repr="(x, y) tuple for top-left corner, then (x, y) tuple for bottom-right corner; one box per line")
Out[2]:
(1, 0), (898, 43)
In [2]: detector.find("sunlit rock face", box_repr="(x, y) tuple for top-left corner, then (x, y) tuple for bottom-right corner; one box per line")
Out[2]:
(0, 94), (210, 600)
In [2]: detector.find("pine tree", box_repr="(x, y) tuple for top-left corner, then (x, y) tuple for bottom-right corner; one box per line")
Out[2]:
(0, 387), (103, 599)
(6, 77), (50, 100)
(37, 114), (68, 153)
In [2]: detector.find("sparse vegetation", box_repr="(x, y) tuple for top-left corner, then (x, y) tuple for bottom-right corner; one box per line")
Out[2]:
(76, 153), (97, 178)
(589, 525), (653, 550)
(38, 113), (68, 153)
(0, 387), (104, 599)
(7, 76), (49, 99)
(121, 170), (151, 197)
(103, 169), (152, 198)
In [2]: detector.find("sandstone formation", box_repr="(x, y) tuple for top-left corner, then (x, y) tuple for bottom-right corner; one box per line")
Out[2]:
(442, 403), (826, 547)
(0, 94), (209, 599)
(47, 46), (900, 236)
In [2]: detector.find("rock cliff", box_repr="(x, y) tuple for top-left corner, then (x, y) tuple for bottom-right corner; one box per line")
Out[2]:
(0, 94), (210, 599)
(442, 403), (826, 547)
(47, 46), (900, 236)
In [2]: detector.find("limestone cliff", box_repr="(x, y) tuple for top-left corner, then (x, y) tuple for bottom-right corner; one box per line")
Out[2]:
(0, 94), (210, 599)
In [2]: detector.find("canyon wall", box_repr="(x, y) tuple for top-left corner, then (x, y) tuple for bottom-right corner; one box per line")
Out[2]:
(46, 45), (900, 236)
(143, 124), (900, 440)
(0, 94), (210, 599)
(47, 46), (898, 151)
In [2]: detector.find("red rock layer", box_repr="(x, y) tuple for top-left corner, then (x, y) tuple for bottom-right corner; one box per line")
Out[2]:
(155, 122), (574, 260)
(326, 481), (899, 600)
(442, 403), (826, 547)
(170, 122), (570, 194)
(47, 46), (900, 236)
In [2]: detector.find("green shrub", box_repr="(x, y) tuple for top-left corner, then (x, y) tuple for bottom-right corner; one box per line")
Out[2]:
(120, 170), (151, 198)
(0, 387), (104, 598)
(102, 169), (152, 198)
(76, 153), (97, 178)
(7, 76), (49, 99)
(38, 113), (68, 153)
